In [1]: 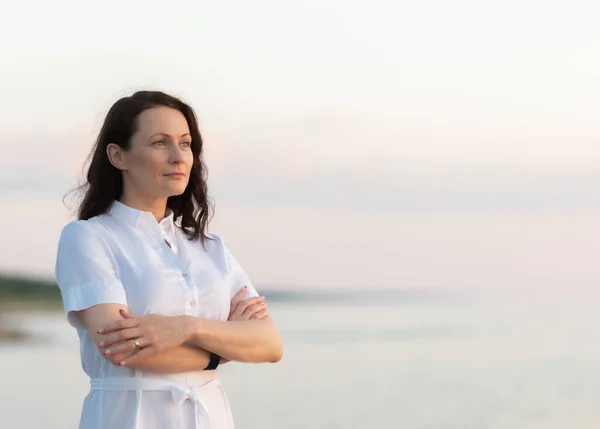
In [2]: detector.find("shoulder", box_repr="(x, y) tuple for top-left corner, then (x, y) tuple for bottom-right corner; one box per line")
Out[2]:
(184, 231), (233, 259)
(58, 218), (108, 247)
(192, 231), (227, 254)
(59, 220), (91, 240)
(205, 231), (224, 244)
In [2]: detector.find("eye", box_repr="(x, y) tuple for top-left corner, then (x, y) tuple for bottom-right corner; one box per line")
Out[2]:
(153, 140), (167, 147)
(180, 141), (192, 148)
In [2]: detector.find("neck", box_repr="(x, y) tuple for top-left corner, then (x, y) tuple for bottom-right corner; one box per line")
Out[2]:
(119, 189), (168, 222)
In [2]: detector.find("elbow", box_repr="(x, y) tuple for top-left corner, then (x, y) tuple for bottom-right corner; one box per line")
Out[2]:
(268, 341), (283, 363)
(269, 349), (283, 363)
(269, 329), (284, 362)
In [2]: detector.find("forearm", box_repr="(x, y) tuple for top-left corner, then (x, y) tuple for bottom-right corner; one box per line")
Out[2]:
(185, 317), (283, 363)
(122, 343), (210, 373)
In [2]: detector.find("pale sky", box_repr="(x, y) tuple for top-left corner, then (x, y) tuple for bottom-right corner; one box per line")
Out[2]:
(1, 0), (599, 290)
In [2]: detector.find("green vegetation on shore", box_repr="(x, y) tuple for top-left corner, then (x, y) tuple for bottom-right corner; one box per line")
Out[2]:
(0, 273), (63, 340)
(0, 273), (62, 307)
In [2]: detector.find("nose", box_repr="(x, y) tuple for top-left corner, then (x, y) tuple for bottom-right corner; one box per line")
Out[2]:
(169, 145), (185, 164)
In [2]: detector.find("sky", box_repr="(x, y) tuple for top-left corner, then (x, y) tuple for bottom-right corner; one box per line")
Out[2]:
(0, 0), (599, 290)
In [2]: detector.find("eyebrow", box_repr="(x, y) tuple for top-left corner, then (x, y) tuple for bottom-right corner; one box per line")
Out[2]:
(150, 132), (191, 139)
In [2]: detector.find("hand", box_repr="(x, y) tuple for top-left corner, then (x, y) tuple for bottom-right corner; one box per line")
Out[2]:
(228, 286), (269, 321)
(98, 343), (137, 367)
(97, 309), (190, 366)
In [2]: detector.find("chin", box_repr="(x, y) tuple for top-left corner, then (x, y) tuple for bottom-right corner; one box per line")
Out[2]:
(160, 180), (190, 198)
(175, 184), (190, 195)
(167, 188), (187, 197)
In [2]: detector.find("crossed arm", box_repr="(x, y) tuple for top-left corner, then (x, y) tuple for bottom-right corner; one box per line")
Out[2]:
(76, 288), (282, 373)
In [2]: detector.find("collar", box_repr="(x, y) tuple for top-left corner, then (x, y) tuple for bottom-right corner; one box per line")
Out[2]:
(108, 200), (176, 236)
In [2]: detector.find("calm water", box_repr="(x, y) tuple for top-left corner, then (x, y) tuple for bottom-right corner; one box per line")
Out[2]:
(1, 288), (600, 429)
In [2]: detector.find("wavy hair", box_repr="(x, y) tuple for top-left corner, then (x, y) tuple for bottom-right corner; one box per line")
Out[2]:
(66, 90), (213, 243)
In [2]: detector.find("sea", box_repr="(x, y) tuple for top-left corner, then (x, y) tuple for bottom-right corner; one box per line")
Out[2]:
(1, 287), (599, 429)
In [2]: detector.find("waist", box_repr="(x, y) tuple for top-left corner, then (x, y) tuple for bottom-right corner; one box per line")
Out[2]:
(90, 374), (221, 404)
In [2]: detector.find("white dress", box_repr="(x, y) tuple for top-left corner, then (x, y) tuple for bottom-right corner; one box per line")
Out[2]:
(54, 200), (259, 429)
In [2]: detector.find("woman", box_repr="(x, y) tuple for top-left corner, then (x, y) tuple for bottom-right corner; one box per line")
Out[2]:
(55, 90), (283, 429)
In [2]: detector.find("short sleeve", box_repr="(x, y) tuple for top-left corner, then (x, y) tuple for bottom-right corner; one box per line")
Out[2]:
(225, 247), (259, 300)
(55, 221), (128, 329)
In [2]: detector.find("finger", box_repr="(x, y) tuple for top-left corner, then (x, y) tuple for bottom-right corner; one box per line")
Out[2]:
(99, 328), (141, 348)
(250, 309), (270, 320)
(120, 345), (157, 366)
(242, 303), (268, 318)
(237, 296), (266, 316)
(230, 286), (248, 309)
(97, 318), (139, 334)
(228, 287), (248, 317)
(233, 296), (265, 316)
(108, 350), (136, 365)
(119, 308), (136, 319)
(103, 337), (145, 356)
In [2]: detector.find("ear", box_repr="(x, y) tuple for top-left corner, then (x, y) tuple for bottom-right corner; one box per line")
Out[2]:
(106, 143), (127, 171)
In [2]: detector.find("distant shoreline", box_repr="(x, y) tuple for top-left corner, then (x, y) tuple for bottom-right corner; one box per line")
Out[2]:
(0, 273), (63, 342)
(0, 300), (63, 312)
(0, 301), (63, 342)
(0, 270), (464, 343)
(0, 325), (27, 341)
(0, 271), (460, 305)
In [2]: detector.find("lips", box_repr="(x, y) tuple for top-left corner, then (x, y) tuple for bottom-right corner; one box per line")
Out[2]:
(165, 173), (185, 177)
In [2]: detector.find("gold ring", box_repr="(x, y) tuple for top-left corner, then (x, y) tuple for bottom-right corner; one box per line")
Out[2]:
(133, 339), (141, 349)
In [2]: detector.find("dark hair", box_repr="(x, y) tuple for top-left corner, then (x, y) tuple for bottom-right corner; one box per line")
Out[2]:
(66, 90), (213, 243)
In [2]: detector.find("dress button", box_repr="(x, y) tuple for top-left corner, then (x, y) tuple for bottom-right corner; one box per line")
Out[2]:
(182, 273), (188, 278)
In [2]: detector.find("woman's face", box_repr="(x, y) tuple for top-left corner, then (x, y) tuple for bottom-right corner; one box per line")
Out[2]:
(109, 106), (194, 202)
